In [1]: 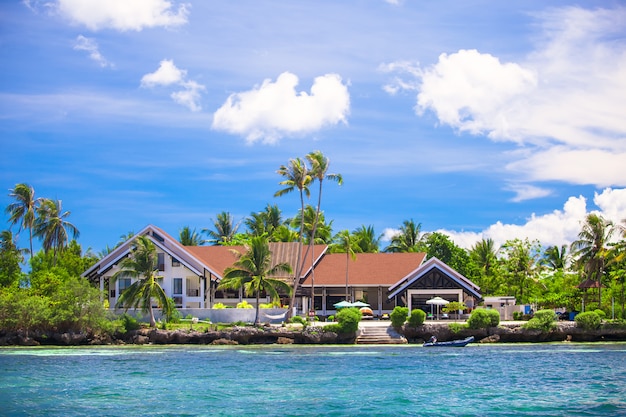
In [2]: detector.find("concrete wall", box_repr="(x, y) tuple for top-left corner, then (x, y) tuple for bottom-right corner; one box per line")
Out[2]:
(112, 308), (289, 324)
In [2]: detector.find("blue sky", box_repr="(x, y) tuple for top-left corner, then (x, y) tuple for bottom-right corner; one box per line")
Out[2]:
(1, 0), (625, 254)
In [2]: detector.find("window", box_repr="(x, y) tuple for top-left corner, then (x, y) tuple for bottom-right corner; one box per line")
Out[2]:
(173, 278), (183, 295)
(119, 278), (131, 293)
(157, 253), (165, 271)
(171, 257), (181, 267)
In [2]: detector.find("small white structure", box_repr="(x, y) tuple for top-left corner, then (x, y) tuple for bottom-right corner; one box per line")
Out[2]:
(483, 296), (518, 321)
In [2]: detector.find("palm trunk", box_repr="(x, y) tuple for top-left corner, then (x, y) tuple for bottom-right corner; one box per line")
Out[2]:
(148, 305), (156, 327)
(288, 193), (306, 318)
(255, 292), (260, 326)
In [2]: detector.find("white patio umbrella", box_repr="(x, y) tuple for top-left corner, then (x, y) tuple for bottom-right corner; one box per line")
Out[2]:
(426, 296), (449, 319)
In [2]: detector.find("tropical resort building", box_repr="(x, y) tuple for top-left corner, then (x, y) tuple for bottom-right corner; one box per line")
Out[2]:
(83, 225), (483, 319)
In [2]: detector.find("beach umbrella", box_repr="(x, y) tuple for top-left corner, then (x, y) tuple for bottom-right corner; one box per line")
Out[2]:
(333, 300), (353, 309)
(426, 296), (449, 319)
(351, 301), (370, 308)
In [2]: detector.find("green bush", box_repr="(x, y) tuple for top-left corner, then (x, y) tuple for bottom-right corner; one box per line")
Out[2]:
(575, 311), (601, 330)
(334, 307), (362, 333)
(523, 309), (557, 331)
(212, 302), (226, 309)
(593, 309), (607, 320)
(236, 301), (253, 309)
(513, 311), (522, 320)
(407, 309), (426, 326)
(487, 309), (500, 327)
(467, 309), (496, 329)
(390, 306), (409, 329)
(448, 322), (467, 334)
(119, 313), (141, 332)
(290, 315), (307, 326)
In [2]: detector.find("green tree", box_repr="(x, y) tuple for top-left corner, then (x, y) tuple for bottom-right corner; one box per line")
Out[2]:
(423, 232), (471, 276)
(112, 236), (170, 327)
(275, 157), (311, 316)
(203, 211), (241, 245)
(353, 225), (380, 253)
(179, 226), (203, 246)
(571, 213), (615, 307)
(0, 230), (26, 287)
(499, 238), (541, 303)
(33, 199), (79, 263)
(218, 236), (292, 325)
(469, 238), (501, 295)
(5, 183), (41, 258)
(330, 230), (361, 301)
(245, 204), (284, 239)
(541, 244), (569, 271)
(384, 219), (427, 253)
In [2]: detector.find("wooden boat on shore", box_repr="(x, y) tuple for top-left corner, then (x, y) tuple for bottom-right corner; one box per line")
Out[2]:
(423, 336), (474, 347)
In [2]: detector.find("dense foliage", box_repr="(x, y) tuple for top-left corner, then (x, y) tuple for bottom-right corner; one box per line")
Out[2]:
(575, 311), (602, 330)
(390, 306), (409, 328)
(407, 309), (426, 326)
(522, 309), (557, 331)
(324, 307), (361, 333)
(467, 309), (500, 329)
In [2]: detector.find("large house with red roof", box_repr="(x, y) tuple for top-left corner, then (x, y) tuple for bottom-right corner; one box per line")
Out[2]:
(83, 225), (482, 318)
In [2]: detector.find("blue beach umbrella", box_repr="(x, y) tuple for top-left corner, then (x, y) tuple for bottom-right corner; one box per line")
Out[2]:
(333, 300), (353, 309)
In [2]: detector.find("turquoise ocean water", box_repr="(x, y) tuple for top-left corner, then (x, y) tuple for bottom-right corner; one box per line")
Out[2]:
(1, 343), (625, 416)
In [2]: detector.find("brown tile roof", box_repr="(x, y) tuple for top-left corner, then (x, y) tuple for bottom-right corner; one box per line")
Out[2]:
(186, 243), (328, 279)
(301, 252), (426, 287)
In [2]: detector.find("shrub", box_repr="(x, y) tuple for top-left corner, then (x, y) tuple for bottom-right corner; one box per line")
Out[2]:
(290, 315), (307, 326)
(467, 309), (495, 329)
(448, 322), (467, 334)
(212, 303), (226, 309)
(390, 306), (409, 329)
(575, 311), (601, 330)
(523, 309), (557, 331)
(236, 301), (253, 309)
(487, 309), (500, 327)
(593, 309), (607, 320)
(513, 311), (522, 320)
(334, 307), (362, 333)
(407, 309), (426, 326)
(119, 313), (141, 332)
(327, 315), (334, 322)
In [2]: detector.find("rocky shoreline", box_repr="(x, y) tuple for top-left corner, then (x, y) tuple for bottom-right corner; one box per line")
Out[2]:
(2, 322), (625, 346)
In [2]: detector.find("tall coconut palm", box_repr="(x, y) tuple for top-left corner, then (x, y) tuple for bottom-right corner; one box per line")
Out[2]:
(179, 226), (203, 246)
(33, 199), (79, 263)
(245, 204), (284, 239)
(275, 157), (311, 315)
(203, 211), (240, 245)
(541, 244), (569, 271)
(112, 235), (171, 327)
(218, 236), (292, 325)
(469, 238), (500, 294)
(5, 183), (40, 258)
(353, 225), (381, 253)
(571, 213), (615, 307)
(384, 219), (426, 253)
(331, 230), (361, 302)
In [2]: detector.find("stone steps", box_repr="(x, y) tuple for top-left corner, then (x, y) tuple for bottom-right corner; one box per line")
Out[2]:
(356, 324), (407, 344)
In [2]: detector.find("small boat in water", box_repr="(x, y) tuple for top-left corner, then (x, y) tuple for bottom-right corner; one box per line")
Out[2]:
(423, 336), (474, 347)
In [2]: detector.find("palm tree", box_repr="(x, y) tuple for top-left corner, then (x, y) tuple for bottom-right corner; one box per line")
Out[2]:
(203, 211), (240, 245)
(384, 219), (426, 253)
(571, 213), (615, 307)
(33, 199), (79, 263)
(112, 235), (171, 327)
(290, 205), (333, 245)
(275, 157), (311, 315)
(0, 230), (28, 287)
(245, 204), (284, 239)
(179, 226), (203, 246)
(5, 183), (40, 258)
(469, 238), (500, 294)
(331, 230), (361, 301)
(541, 244), (569, 271)
(218, 236), (292, 325)
(353, 225), (380, 253)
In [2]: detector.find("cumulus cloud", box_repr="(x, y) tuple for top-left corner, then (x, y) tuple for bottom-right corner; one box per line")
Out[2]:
(212, 72), (350, 144)
(141, 60), (205, 112)
(73, 35), (113, 68)
(438, 188), (626, 250)
(54, 0), (189, 31)
(382, 6), (626, 189)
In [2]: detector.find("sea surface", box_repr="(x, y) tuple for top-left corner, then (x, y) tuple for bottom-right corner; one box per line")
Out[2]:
(1, 343), (625, 416)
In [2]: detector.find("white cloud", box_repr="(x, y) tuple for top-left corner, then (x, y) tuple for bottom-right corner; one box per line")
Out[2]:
(505, 183), (552, 202)
(54, 0), (189, 31)
(212, 72), (350, 144)
(440, 188), (626, 249)
(73, 35), (113, 68)
(141, 60), (205, 112)
(382, 6), (626, 189)
(141, 60), (185, 87)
